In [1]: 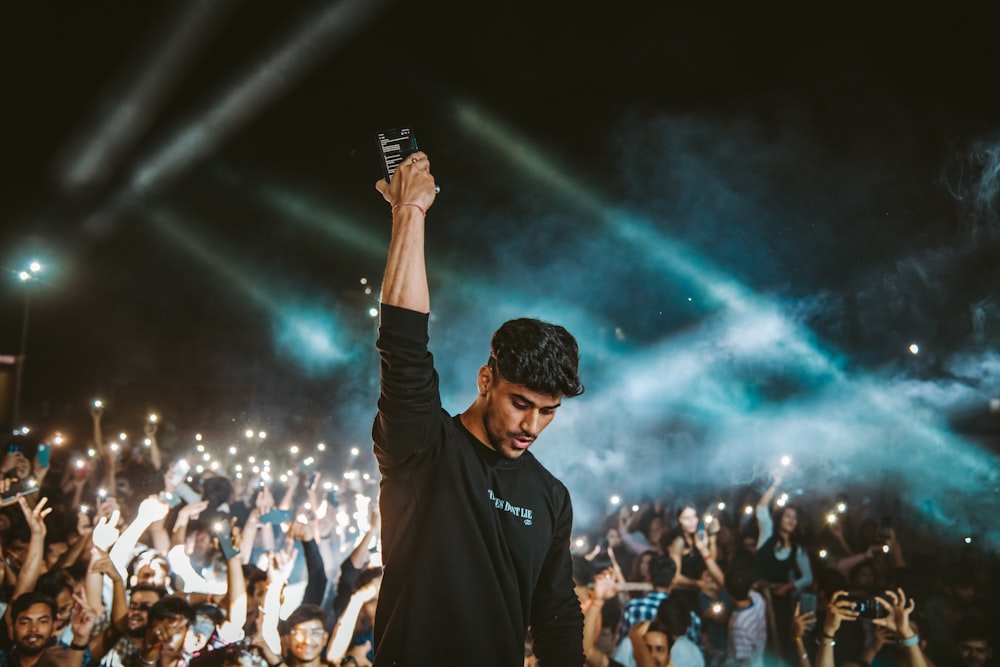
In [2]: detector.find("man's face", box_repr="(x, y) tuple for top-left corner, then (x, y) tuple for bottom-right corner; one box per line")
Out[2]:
(481, 369), (561, 460)
(54, 588), (74, 632)
(288, 619), (327, 662)
(187, 530), (214, 563)
(13, 603), (54, 655)
(643, 631), (670, 667)
(959, 639), (992, 667)
(127, 590), (161, 635)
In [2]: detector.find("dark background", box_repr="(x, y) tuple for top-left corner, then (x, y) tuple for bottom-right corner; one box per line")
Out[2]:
(1, 1), (998, 535)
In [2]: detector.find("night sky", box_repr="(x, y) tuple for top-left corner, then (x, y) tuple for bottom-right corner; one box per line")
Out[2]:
(1, 2), (998, 538)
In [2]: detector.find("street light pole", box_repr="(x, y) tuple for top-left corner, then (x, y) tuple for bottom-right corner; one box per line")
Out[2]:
(12, 262), (41, 427)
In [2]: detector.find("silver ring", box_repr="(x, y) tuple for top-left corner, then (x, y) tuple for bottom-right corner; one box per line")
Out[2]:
(434, 185), (441, 194)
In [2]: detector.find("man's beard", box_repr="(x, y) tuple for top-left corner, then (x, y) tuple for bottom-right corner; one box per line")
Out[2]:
(17, 640), (47, 656)
(127, 625), (147, 639)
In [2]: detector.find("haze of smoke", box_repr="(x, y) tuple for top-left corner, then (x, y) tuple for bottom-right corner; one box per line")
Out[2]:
(940, 133), (1000, 240)
(413, 111), (1000, 544)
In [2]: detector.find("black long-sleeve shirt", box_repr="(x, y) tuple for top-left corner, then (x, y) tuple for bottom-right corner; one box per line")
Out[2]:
(371, 305), (584, 666)
(301, 539), (327, 607)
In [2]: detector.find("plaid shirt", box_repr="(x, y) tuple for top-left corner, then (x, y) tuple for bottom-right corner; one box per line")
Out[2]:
(619, 590), (669, 639)
(100, 636), (142, 667)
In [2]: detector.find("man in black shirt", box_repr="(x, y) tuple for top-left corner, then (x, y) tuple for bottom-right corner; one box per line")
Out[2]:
(371, 151), (586, 666)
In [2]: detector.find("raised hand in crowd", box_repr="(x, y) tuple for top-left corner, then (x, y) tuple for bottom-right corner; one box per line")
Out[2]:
(792, 599), (817, 667)
(171, 499), (209, 547)
(89, 549), (126, 624)
(1, 450), (32, 481)
(92, 509), (122, 551)
(583, 568), (619, 667)
(143, 417), (163, 470)
(327, 581), (379, 665)
(817, 591), (860, 667)
(7, 496), (53, 620)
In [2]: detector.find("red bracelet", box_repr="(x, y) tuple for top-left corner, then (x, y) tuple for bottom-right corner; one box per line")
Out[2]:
(392, 202), (426, 216)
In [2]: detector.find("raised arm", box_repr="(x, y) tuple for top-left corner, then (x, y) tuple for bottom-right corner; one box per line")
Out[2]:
(326, 582), (378, 664)
(109, 495), (170, 575)
(376, 150), (437, 313)
(583, 570), (618, 667)
(91, 402), (116, 493)
(758, 473), (782, 509)
(90, 550), (128, 632)
(6, 496), (52, 626)
(816, 591), (859, 667)
(144, 419), (163, 470)
(873, 588), (926, 667)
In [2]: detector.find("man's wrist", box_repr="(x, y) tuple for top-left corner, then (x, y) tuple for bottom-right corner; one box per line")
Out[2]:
(70, 639), (89, 651)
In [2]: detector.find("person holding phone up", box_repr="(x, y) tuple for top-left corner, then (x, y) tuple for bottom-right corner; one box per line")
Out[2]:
(371, 151), (586, 665)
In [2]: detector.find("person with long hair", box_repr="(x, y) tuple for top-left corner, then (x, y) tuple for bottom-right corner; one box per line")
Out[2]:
(754, 475), (813, 665)
(666, 500), (726, 614)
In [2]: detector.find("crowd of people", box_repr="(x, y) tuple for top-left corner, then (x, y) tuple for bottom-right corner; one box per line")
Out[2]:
(1, 151), (995, 667)
(0, 407), (993, 667)
(569, 473), (996, 667)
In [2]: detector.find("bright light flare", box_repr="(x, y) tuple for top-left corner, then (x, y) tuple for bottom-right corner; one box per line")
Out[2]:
(780, 455), (791, 467)
(909, 343), (920, 355)
(609, 495), (621, 506)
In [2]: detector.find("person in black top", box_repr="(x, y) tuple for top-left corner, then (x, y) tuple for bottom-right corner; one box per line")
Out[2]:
(371, 151), (586, 666)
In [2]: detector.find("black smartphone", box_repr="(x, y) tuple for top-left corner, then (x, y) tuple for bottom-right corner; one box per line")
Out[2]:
(1, 477), (40, 503)
(799, 592), (817, 615)
(845, 595), (888, 619)
(376, 127), (418, 182)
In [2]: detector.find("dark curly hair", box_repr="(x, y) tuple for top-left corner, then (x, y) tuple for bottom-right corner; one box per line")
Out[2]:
(489, 318), (584, 398)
